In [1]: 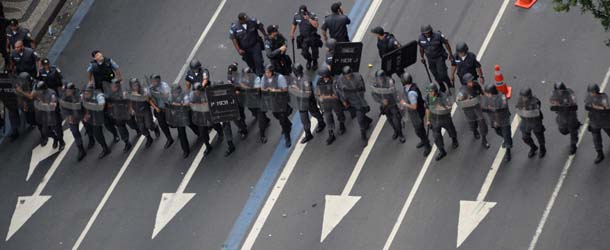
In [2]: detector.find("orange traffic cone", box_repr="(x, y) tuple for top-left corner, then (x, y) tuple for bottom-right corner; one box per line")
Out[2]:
(515, 0), (537, 9)
(494, 64), (512, 99)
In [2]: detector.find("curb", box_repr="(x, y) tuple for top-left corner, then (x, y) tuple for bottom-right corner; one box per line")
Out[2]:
(31, 0), (68, 44)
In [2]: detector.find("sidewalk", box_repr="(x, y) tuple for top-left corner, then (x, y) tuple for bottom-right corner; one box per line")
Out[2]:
(3, 0), (67, 43)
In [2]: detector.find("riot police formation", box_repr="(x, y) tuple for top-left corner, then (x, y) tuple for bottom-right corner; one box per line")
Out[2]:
(425, 82), (458, 161)
(482, 82), (513, 162)
(399, 72), (432, 156)
(289, 63), (325, 143)
(265, 25), (293, 76)
(370, 26), (401, 60)
(371, 69), (405, 143)
(549, 81), (580, 155)
(585, 83), (610, 164)
(230, 13), (268, 76)
(316, 67), (345, 145)
(516, 87), (546, 158)
(256, 64), (292, 147)
(456, 73), (490, 148)
(451, 42), (484, 87)
(336, 65), (373, 146)
(290, 5), (322, 70)
(418, 25), (453, 93)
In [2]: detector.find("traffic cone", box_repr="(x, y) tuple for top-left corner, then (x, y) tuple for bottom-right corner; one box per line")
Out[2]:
(494, 64), (512, 99)
(515, 0), (537, 9)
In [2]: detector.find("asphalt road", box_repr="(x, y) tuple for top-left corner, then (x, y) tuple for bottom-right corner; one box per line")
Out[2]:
(1, 0), (610, 250)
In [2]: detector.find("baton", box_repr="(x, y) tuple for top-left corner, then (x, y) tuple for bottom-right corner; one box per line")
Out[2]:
(423, 61), (433, 83)
(291, 38), (296, 63)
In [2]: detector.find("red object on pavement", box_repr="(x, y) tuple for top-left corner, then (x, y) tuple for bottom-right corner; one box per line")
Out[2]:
(494, 64), (512, 99)
(515, 0), (537, 9)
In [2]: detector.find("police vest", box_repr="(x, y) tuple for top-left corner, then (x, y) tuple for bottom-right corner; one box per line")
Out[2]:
(418, 32), (447, 59)
(90, 58), (115, 86)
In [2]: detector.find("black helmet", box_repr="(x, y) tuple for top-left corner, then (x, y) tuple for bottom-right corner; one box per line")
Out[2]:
(554, 81), (566, 90)
(484, 82), (498, 95)
(193, 82), (204, 91)
(189, 59), (202, 70)
(242, 67), (253, 74)
(228, 62), (238, 73)
(520, 87), (532, 97)
(420, 24), (432, 34)
(267, 24), (279, 34)
(326, 38), (337, 49)
(318, 67), (331, 78)
(375, 69), (386, 78)
(371, 26), (384, 35)
(462, 73), (475, 82)
(456, 42), (469, 53)
(588, 83), (600, 93)
(150, 74), (161, 81)
(331, 2), (342, 13)
(427, 83), (438, 93)
(65, 82), (76, 90)
(342, 65), (352, 75)
(400, 72), (413, 85)
(293, 63), (304, 76)
(36, 81), (47, 90)
(264, 64), (274, 73)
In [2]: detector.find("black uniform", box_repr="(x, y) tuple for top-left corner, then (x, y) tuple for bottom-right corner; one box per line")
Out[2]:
(402, 83), (431, 152)
(451, 52), (481, 86)
(6, 26), (33, 49)
(88, 57), (117, 91)
(371, 76), (403, 140)
(376, 32), (400, 59)
(585, 92), (610, 159)
(11, 47), (38, 76)
(265, 34), (292, 76)
(549, 87), (581, 152)
(290, 73), (324, 136)
(418, 32), (452, 92)
(481, 90), (513, 161)
(292, 12), (322, 65)
(516, 94), (546, 157)
(38, 66), (63, 91)
(230, 18), (265, 75)
(425, 91), (458, 155)
(321, 13), (350, 42)
(184, 68), (208, 90)
(81, 89), (111, 158)
(316, 76), (345, 137)
(336, 72), (373, 143)
(456, 84), (488, 141)
(257, 73), (292, 145)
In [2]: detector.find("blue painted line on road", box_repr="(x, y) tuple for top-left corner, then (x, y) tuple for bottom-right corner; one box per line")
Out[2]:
(0, 0), (96, 145)
(222, 0), (374, 249)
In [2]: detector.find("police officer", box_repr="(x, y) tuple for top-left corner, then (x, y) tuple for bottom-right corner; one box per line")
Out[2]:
(456, 73), (489, 148)
(5, 19), (35, 50)
(290, 63), (325, 143)
(549, 81), (580, 154)
(371, 69), (405, 143)
(256, 64), (292, 147)
(482, 82), (513, 162)
(87, 50), (122, 91)
(230, 13), (268, 76)
(324, 38), (337, 70)
(418, 25), (453, 93)
(37, 58), (63, 91)
(209, 80), (243, 156)
(190, 82), (215, 155)
(227, 63), (251, 138)
(184, 59), (209, 92)
(451, 42), (484, 87)
(14, 72), (37, 135)
(59, 82), (87, 161)
(10, 40), (38, 77)
(584, 83), (610, 164)
(167, 84), (192, 158)
(265, 25), (292, 76)
(128, 78), (157, 148)
(33, 81), (65, 149)
(0, 15), (10, 70)
(425, 83), (458, 161)
(336, 65), (373, 146)
(370, 26), (401, 60)
(290, 5), (322, 70)
(516, 87), (546, 158)
(105, 79), (133, 152)
(149, 74), (175, 148)
(399, 72), (431, 156)
(81, 84), (111, 159)
(321, 2), (351, 42)
(316, 67), (344, 145)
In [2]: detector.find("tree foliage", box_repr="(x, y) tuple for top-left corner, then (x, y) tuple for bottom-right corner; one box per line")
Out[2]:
(553, 0), (610, 45)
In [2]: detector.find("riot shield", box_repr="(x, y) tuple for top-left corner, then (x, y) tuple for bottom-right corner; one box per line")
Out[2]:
(58, 88), (83, 124)
(103, 81), (131, 121)
(149, 79), (170, 110)
(82, 88), (106, 126)
(456, 86), (483, 121)
(0, 74), (18, 109)
(190, 89), (212, 127)
(337, 73), (369, 109)
(127, 79), (154, 129)
(481, 94), (511, 127)
(259, 75), (290, 113)
(585, 93), (610, 128)
(207, 83), (240, 123)
(239, 72), (261, 109)
(516, 96), (541, 119)
(550, 89), (577, 112)
(16, 75), (34, 113)
(166, 89), (191, 127)
(371, 76), (398, 106)
(34, 89), (58, 126)
(289, 76), (314, 111)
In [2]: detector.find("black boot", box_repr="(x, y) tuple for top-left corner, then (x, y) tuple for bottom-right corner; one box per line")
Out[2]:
(338, 122), (346, 135)
(398, 133), (406, 144)
(435, 148), (447, 161)
(260, 133), (268, 144)
(481, 136), (490, 149)
(364, 116), (373, 130)
(98, 146), (110, 159)
(595, 150), (605, 164)
(113, 134), (120, 143)
(182, 150), (190, 158)
(225, 141), (235, 157)
(473, 130), (481, 140)
(528, 144), (538, 158)
(239, 129), (248, 139)
(315, 120), (326, 133)
(505, 148), (512, 162)
(123, 141), (132, 153)
(285, 133), (292, 148)
(451, 138), (459, 149)
(53, 139), (58, 149)
(145, 136), (153, 148)
(164, 138), (174, 149)
(539, 145), (546, 158)
(306, 59), (312, 70)
(326, 130), (336, 145)
(312, 61), (318, 70)
(77, 144), (87, 162)
(416, 140), (426, 148)
(361, 130), (368, 147)
(154, 126), (160, 138)
(423, 144), (432, 157)
(87, 136), (95, 149)
(301, 131), (314, 144)
(569, 144), (577, 155)
(204, 144), (213, 155)
(58, 140), (65, 151)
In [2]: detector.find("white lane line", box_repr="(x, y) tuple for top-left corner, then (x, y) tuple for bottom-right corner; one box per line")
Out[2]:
(527, 66), (610, 250)
(382, 0), (512, 249)
(28, 121), (68, 181)
(71, 1), (228, 248)
(240, 0), (385, 247)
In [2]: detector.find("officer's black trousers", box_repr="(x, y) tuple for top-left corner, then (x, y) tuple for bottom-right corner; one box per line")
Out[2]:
(69, 123), (83, 146)
(7, 106), (19, 136)
(301, 39), (319, 62)
(84, 122), (108, 149)
(410, 117), (429, 145)
(272, 112), (292, 136)
(355, 108), (372, 132)
(242, 43), (265, 76)
(385, 105), (403, 137)
(323, 107), (345, 132)
(177, 126), (189, 153)
(103, 112), (119, 138)
(520, 122), (545, 148)
(431, 120), (457, 150)
(494, 125), (513, 149)
(257, 111), (271, 136)
(468, 119), (488, 137)
(589, 126), (610, 151)
(114, 119), (130, 142)
(154, 109), (172, 140)
(557, 119), (580, 147)
(428, 57), (452, 92)
(300, 109), (323, 133)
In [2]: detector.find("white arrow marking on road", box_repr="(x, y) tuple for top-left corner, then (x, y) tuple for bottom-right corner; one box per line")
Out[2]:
(457, 116), (519, 248)
(6, 126), (76, 241)
(28, 122), (68, 181)
(527, 66), (610, 250)
(152, 131), (216, 238)
(384, 0), (511, 249)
